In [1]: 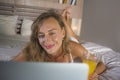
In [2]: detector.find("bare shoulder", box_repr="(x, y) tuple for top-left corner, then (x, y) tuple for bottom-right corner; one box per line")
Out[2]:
(69, 41), (87, 60)
(12, 52), (26, 61)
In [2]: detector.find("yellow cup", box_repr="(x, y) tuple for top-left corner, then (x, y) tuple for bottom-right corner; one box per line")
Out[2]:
(83, 59), (97, 79)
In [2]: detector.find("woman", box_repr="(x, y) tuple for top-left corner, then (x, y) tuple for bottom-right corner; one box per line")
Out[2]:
(12, 9), (106, 80)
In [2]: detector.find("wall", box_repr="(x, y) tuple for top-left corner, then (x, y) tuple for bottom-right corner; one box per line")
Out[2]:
(80, 0), (120, 52)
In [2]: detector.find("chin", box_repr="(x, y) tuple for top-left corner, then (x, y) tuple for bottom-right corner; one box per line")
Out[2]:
(46, 49), (55, 55)
(45, 46), (58, 55)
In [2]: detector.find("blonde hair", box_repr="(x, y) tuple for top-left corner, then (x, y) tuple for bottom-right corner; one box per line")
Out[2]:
(22, 9), (70, 61)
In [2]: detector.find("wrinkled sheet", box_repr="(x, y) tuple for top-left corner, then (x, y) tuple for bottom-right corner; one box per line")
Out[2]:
(0, 35), (28, 61)
(82, 42), (120, 80)
(0, 47), (21, 61)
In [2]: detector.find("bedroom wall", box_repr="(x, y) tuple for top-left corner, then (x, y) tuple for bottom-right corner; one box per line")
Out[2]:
(80, 0), (120, 52)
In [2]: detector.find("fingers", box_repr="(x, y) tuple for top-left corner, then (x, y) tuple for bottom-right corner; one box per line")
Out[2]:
(66, 7), (71, 19)
(62, 9), (66, 17)
(62, 7), (71, 20)
(62, 7), (72, 28)
(89, 72), (99, 80)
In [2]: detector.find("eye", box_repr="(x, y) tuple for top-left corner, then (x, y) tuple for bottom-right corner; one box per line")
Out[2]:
(49, 32), (55, 36)
(38, 34), (45, 38)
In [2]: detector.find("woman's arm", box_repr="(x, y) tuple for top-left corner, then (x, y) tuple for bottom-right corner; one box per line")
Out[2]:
(62, 7), (80, 41)
(70, 41), (106, 80)
(84, 51), (106, 80)
(90, 61), (106, 80)
(62, 7), (106, 80)
(95, 61), (106, 74)
(70, 41), (88, 61)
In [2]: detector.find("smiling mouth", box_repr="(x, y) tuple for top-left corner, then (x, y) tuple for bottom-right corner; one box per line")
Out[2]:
(45, 44), (54, 49)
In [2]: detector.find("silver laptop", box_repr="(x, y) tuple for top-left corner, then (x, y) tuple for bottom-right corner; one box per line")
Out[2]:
(0, 62), (89, 80)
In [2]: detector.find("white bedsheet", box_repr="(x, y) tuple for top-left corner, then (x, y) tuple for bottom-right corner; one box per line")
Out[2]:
(0, 35), (29, 61)
(0, 47), (21, 61)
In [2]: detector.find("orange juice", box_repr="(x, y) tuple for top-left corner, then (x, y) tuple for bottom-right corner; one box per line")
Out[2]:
(83, 59), (97, 77)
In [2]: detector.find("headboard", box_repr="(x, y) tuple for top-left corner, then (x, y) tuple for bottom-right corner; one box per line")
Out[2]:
(0, 2), (62, 34)
(0, 2), (62, 20)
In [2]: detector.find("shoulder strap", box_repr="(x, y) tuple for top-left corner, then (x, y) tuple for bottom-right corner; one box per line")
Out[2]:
(69, 48), (74, 63)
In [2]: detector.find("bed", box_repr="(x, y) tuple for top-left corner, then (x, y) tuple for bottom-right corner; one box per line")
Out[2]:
(0, 2), (120, 80)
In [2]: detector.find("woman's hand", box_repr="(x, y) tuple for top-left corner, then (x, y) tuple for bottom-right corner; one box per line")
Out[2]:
(62, 7), (71, 27)
(89, 72), (99, 80)
(62, 7), (71, 22)
(62, 7), (80, 41)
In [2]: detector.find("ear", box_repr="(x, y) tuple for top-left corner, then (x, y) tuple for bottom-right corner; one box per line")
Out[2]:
(61, 27), (65, 38)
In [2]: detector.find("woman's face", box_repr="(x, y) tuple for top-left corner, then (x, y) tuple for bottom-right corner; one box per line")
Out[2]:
(38, 17), (65, 56)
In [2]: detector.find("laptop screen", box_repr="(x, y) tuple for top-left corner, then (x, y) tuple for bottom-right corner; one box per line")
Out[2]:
(0, 62), (89, 80)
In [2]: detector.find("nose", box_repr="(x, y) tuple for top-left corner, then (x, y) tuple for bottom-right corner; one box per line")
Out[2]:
(44, 34), (51, 43)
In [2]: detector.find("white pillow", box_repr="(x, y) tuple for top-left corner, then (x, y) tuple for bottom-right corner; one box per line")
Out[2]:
(21, 18), (33, 36)
(0, 15), (18, 35)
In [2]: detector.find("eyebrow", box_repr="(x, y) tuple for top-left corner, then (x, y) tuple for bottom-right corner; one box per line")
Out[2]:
(38, 28), (57, 34)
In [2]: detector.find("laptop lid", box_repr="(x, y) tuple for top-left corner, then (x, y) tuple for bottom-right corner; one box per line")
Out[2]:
(0, 62), (89, 80)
